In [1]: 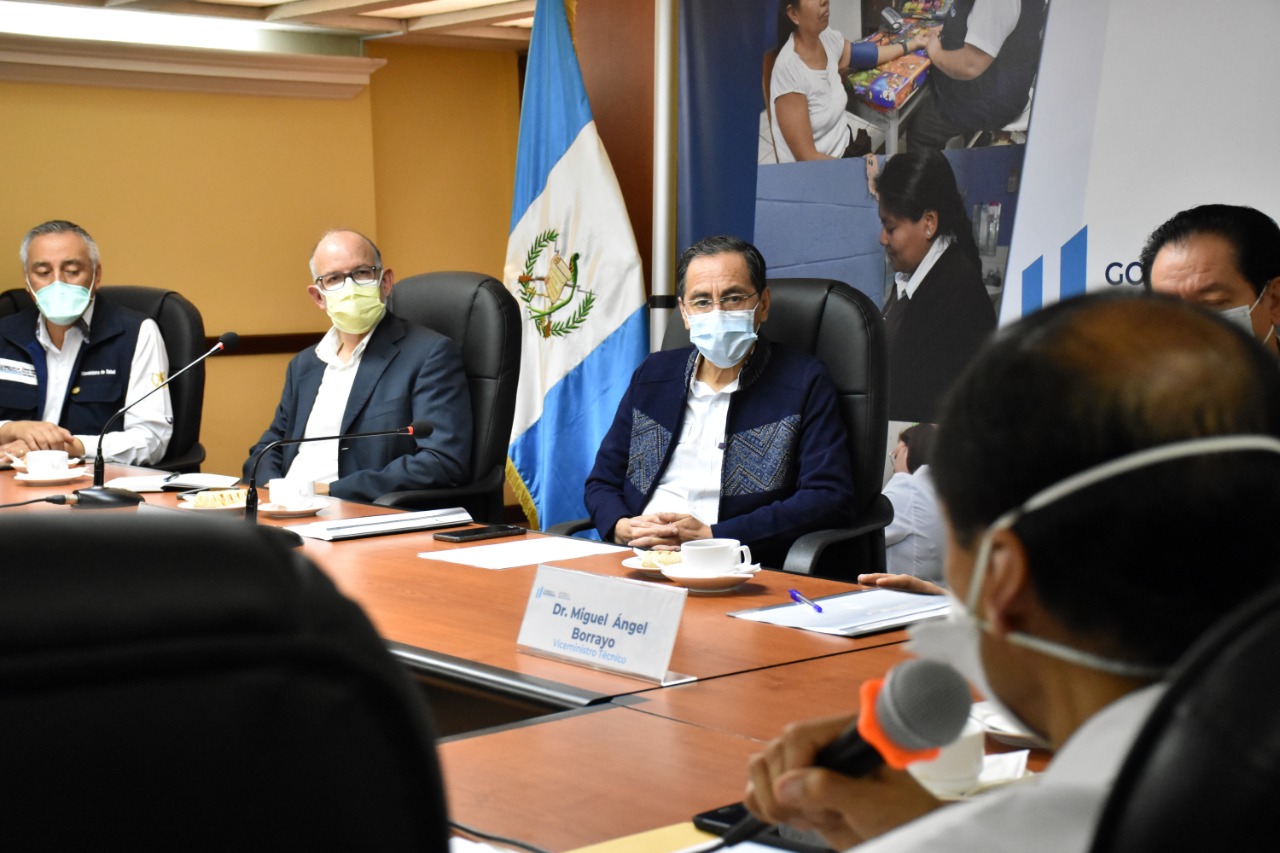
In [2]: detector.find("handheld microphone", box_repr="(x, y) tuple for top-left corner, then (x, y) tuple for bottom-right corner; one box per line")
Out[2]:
(73, 332), (239, 510)
(722, 659), (972, 847)
(243, 419), (434, 522)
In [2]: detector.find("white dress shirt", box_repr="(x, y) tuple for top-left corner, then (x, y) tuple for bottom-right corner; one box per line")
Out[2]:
(894, 234), (955, 302)
(286, 322), (378, 486)
(853, 684), (1165, 852)
(641, 375), (739, 524)
(0, 301), (173, 465)
(882, 465), (946, 582)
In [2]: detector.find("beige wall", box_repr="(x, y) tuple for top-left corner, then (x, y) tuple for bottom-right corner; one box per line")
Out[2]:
(0, 43), (519, 475)
(366, 42), (519, 281)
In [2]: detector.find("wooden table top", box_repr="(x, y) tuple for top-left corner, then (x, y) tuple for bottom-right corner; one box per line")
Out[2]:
(439, 705), (759, 853)
(1, 466), (902, 707)
(621, 643), (915, 741)
(1, 466), (975, 852)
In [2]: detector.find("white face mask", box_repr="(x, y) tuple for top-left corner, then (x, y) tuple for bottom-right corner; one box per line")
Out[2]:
(1218, 283), (1275, 346)
(909, 435), (1280, 726)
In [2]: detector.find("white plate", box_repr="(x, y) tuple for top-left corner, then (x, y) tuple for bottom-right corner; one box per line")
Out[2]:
(621, 556), (670, 578)
(661, 564), (762, 594)
(14, 468), (90, 486)
(258, 498), (329, 519)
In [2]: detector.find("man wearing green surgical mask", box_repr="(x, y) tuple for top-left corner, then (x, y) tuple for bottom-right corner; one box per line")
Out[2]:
(244, 229), (471, 503)
(743, 292), (1280, 852)
(0, 220), (172, 464)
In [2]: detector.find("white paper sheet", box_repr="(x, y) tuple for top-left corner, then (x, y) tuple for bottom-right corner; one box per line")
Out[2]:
(105, 473), (240, 493)
(292, 508), (472, 541)
(421, 536), (627, 570)
(730, 588), (950, 636)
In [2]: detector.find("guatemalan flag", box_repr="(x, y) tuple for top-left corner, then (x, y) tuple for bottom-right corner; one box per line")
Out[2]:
(505, 0), (649, 530)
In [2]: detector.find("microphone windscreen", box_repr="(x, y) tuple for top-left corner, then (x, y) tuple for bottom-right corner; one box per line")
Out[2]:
(875, 659), (972, 751)
(218, 332), (240, 353)
(409, 419), (434, 438)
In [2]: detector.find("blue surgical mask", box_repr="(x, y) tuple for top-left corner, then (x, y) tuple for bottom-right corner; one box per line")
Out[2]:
(1218, 284), (1275, 346)
(28, 279), (92, 327)
(687, 307), (759, 369)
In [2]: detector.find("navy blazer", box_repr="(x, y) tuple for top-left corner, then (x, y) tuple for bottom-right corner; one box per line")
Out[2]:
(0, 299), (145, 437)
(244, 313), (471, 502)
(584, 340), (855, 568)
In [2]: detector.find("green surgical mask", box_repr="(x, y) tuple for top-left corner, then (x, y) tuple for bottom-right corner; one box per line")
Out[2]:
(28, 279), (92, 327)
(323, 278), (386, 335)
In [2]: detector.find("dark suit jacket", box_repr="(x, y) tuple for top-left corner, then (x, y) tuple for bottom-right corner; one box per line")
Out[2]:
(883, 243), (996, 423)
(244, 313), (471, 502)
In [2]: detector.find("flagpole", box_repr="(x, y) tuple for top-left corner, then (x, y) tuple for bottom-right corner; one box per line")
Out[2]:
(650, 0), (678, 353)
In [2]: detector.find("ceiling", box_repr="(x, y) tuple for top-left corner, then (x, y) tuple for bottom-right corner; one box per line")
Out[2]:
(11, 0), (535, 51)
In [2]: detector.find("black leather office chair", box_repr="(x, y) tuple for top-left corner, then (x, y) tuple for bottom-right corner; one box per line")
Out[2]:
(1088, 582), (1280, 853)
(0, 285), (208, 472)
(379, 271), (522, 522)
(553, 278), (890, 578)
(0, 513), (450, 850)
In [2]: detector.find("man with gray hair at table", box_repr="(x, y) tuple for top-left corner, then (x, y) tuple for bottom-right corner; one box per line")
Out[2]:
(744, 291), (1280, 851)
(0, 219), (171, 464)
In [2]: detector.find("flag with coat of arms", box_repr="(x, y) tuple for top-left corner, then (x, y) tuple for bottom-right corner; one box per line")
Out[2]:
(504, 0), (649, 530)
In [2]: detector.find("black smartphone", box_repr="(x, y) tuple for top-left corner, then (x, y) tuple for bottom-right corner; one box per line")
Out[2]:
(693, 802), (754, 836)
(433, 524), (526, 543)
(692, 804), (831, 852)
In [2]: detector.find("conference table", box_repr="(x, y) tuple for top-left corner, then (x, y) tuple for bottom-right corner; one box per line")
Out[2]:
(0, 463), (937, 851)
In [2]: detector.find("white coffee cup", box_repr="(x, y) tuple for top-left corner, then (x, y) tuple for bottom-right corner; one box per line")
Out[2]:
(25, 450), (70, 478)
(267, 478), (313, 508)
(680, 538), (752, 575)
(907, 718), (985, 797)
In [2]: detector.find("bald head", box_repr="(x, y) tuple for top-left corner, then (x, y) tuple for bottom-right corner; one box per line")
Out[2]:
(936, 294), (1278, 542)
(933, 292), (1280, 666)
(308, 229), (382, 279)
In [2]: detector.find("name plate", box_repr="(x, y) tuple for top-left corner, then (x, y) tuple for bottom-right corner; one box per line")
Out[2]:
(517, 565), (691, 684)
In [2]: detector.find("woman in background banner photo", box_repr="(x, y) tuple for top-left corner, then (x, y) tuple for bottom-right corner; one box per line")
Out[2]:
(878, 149), (996, 423)
(770, 0), (928, 162)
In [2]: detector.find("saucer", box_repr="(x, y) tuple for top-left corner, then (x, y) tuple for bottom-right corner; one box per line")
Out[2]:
(258, 498), (328, 518)
(14, 468), (90, 486)
(661, 564), (761, 594)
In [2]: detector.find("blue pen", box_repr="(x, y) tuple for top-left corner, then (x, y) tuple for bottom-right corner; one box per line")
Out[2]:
(789, 588), (823, 613)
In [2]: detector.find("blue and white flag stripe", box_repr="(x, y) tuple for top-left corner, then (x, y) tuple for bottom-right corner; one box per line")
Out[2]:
(505, 0), (649, 530)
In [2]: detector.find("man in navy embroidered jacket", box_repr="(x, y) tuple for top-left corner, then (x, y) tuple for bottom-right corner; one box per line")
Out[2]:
(244, 230), (470, 503)
(0, 220), (171, 464)
(584, 235), (854, 568)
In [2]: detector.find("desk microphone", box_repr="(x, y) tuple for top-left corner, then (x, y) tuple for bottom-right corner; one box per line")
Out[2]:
(73, 332), (239, 510)
(243, 419), (434, 523)
(720, 659), (972, 847)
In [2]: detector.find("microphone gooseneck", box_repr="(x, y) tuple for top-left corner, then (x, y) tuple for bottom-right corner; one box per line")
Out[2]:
(721, 659), (972, 847)
(76, 332), (238, 509)
(243, 420), (433, 522)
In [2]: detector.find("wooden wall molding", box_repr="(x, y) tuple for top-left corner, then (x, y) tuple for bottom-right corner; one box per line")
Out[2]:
(0, 33), (385, 98)
(206, 333), (320, 355)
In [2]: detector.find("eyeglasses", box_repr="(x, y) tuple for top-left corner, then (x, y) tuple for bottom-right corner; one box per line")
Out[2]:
(314, 265), (382, 292)
(681, 291), (759, 314)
